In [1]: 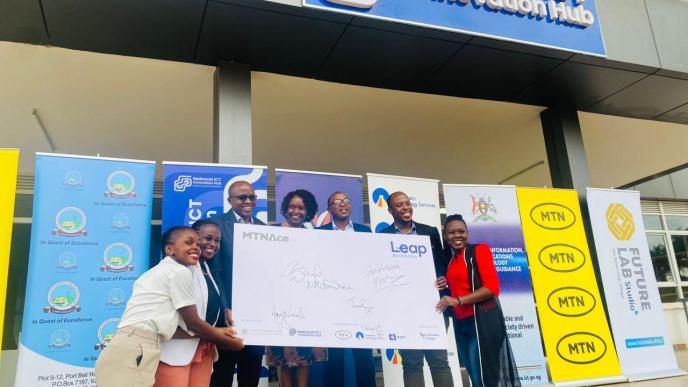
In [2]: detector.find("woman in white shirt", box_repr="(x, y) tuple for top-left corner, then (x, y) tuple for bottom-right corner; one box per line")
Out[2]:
(154, 220), (225, 387)
(95, 226), (243, 387)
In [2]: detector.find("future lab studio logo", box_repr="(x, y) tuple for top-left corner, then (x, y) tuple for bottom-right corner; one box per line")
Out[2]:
(173, 175), (193, 192)
(105, 170), (136, 198)
(606, 203), (635, 241)
(326, 0), (377, 9)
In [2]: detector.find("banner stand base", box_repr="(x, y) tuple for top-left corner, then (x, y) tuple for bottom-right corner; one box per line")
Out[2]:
(627, 368), (688, 382)
(553, 375), (626, 387)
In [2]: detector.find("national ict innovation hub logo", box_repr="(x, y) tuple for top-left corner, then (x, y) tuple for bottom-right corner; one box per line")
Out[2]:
(606, 203), (635, 241)
(105, 170), (136, 198)
(173, 174), (223, 193)
(173, 175), (193, 192)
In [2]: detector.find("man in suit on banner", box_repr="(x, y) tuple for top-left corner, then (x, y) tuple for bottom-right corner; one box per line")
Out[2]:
(210, 181), (266, 387)
(317, 191), (377, 387)
(379, 191), (454, 387)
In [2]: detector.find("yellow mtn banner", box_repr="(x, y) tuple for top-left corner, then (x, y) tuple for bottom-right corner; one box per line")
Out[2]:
(516, 188), (622, 383)
(0, 149), (19, 356)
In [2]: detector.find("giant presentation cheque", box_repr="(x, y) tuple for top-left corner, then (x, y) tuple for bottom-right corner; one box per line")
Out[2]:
(232, 223), (448, 349)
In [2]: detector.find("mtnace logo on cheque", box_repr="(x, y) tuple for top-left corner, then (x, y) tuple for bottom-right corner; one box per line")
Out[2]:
(243, 232), (289, 242)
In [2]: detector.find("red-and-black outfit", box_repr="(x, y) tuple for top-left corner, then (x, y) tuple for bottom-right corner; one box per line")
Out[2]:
(446, 243), (520, 387)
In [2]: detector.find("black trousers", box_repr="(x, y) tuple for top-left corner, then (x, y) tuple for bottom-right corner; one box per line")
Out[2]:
(210, 345), (265, 387)
(324, 348), (376, 387)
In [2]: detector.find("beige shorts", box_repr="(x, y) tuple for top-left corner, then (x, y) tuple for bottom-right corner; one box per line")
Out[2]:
(95, 326), (161, 387)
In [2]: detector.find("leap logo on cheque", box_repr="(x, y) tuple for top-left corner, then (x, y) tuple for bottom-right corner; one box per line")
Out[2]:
(390, 241), (427, 258)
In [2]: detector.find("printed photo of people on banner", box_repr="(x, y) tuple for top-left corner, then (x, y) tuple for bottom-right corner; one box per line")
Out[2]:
(9, 152), (686, 387)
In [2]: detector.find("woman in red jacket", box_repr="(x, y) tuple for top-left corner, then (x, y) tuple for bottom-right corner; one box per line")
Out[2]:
(436, 214), (520, 387)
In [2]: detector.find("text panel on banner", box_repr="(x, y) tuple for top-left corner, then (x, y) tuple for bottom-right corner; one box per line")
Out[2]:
(516, 188), (622, 384)
(587, 188), (685, 381)
(275, 170), (364, 227)
(15, 153), (155, 387)
(0, 148), (19, 355)
(162, 162), (268, 232)
(366, 173), (463, 387)
(443, 184), (548, 385)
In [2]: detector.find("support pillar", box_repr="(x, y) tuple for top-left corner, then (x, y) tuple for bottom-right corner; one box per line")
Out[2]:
(541, 105), (611, 323)
(214, 61), (252, 164)
(540, 105), (591, 195)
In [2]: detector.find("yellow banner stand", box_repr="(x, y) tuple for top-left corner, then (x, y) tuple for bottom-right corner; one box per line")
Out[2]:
(0, 149), (19, 358)
(516, 188), (624, 386)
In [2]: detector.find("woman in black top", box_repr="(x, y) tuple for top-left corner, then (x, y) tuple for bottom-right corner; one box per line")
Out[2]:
(153, 219), (225, 386)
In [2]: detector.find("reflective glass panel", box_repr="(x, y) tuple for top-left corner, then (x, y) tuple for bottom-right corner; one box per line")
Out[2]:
(642, 215), (663, 230)
(666, 216), (688, 231)
(647, 234), (674, 283)
(672, 235), (688, 282)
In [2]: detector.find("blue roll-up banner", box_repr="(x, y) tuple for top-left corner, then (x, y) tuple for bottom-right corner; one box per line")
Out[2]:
(161, 161), (270, 386)
(443, 184), (548, 385)
(162, 162), (268, 232)
(15, 153), (155, 387)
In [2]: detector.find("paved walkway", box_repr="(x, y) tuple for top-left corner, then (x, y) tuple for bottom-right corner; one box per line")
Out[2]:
(620, 348), (688, 386)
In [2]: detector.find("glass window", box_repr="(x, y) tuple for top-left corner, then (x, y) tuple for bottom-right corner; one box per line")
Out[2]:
(672, 235), (688, 282)
(647, 234), (674, 283)
(2, 224), (31, 351)
(660, 286), (680, 303)
(666, 216), (688, 231)
(642, 215), (663, 230)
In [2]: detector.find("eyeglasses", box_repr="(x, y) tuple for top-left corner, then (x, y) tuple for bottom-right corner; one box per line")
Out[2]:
(329, 198), (351, 206)
(230, 194), (257, 202)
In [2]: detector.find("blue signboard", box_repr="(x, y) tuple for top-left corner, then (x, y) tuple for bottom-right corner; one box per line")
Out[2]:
(162, 162), (268, 232)
(15, 153), (155, 386)
(304, 0), (606, 56)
